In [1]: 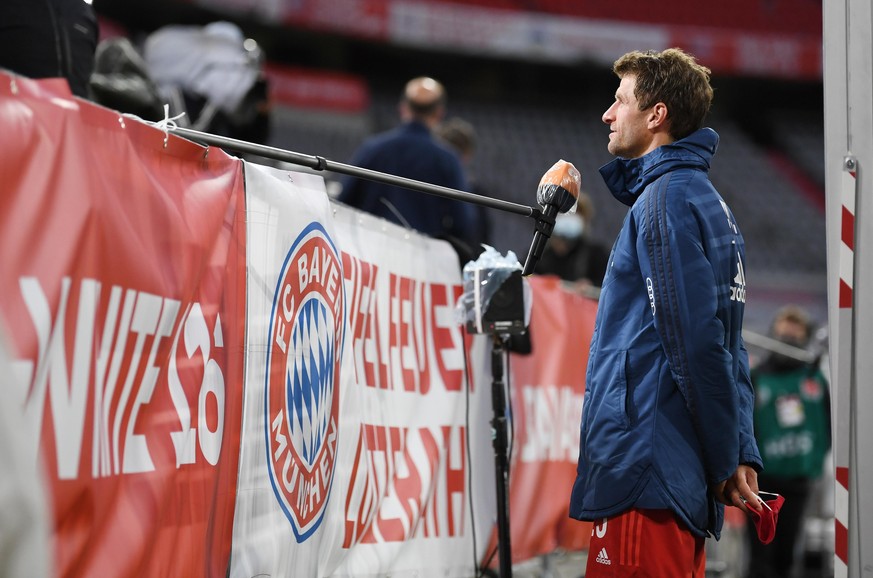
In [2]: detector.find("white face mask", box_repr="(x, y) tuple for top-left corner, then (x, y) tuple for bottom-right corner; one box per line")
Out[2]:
(553, 213), (585, 239)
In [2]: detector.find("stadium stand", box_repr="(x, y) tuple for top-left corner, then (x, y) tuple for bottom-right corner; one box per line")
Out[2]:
(269, 106), (371, 172)
(770, 108), (827, 187)
(435, 0), (821, 35)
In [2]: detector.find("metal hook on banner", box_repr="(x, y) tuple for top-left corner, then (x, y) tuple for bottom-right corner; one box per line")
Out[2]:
(167, 125), (540, 220)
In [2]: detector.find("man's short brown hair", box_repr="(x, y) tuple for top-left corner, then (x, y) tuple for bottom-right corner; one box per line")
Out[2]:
(613, 48), (713, 140)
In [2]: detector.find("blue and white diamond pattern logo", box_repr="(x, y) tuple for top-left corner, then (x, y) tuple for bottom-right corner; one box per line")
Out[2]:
(265, 222), (344, 542)
(286, 297), (335, 466)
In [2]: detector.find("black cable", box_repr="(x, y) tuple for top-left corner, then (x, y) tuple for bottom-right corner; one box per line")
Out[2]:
(475, 335), (517, 578)
(379, 197), (413, 230)
(463, 337), (503, 578)
(478, 545), (499, 577)
(464, 335), (514, 578)
(463, 337), (479, 576)
(504, 341), (515, 479)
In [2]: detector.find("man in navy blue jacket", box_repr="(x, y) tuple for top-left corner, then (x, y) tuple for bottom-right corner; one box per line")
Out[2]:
(338, 77), (477, 247)
(569, 48), (764, 577)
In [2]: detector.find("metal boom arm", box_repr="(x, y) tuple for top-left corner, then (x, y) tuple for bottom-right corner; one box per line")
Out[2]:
(169, 126), (540, 219)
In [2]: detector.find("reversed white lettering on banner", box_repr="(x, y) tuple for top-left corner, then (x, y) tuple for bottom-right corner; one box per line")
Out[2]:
(342, 252), (470, 393)
(168, 303), (226, 469)
(342, 424), (466, 547)
(13, 276), (226, 480)
(520, 384), (583, 462)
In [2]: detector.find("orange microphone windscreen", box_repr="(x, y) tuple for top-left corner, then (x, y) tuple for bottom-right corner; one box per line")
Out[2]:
(538, 159), (581, 199)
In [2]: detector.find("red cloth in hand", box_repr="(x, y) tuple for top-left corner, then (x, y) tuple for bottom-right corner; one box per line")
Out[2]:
(747, 492), (786, 544)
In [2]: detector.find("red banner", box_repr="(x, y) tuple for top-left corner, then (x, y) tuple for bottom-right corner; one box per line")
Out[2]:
(0, 72), (246, 577)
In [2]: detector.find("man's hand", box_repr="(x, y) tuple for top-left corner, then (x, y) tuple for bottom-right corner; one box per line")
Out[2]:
(713, 464), (761, 513)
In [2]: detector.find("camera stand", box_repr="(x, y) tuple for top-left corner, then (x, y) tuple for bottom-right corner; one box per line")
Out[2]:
(489, 333), (513, 578)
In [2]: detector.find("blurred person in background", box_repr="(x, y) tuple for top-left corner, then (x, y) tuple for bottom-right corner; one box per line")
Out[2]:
(0, 0), (98, 98)
(748, 305), (830, 578)
(569, 48), (762, 577)
(535, 193), (610, 294)
(338, 77), (477, 250)
(434, 116), (491, 251)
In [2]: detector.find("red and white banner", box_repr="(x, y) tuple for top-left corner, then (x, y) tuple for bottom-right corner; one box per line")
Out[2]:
(231, 163), (494, 576)
(229, 166), (351, 576)
(0, 73), (246, 577)
(329, 201), (496, 575)
(0, 72), (598, 576)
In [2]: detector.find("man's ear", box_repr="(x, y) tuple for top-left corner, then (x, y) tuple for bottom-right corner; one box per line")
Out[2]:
(648, 102), (669, 130)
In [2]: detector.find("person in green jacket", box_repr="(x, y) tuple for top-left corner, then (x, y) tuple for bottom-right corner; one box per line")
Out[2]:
(748, 305), (830, 578)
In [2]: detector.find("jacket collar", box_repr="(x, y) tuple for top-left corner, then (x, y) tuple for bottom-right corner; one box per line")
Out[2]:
(599, 127), (719, 207)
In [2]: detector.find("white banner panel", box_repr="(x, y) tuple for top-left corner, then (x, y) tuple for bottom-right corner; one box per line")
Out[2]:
(329, 201), (494, 578)
(231, 165), (354, 577)
(232, 163), (494, 577)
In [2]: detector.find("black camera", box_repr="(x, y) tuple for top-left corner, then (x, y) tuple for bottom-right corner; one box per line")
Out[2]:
(462, 267), (527, 335)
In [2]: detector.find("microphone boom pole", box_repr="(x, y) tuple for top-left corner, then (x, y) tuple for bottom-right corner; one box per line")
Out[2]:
(169, 126), (539, 219)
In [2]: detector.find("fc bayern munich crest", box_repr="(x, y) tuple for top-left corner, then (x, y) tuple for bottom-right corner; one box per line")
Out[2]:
(265, 222), (345, 541)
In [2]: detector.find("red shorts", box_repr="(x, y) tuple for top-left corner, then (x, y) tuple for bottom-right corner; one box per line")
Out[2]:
(584, 508), (706, 577)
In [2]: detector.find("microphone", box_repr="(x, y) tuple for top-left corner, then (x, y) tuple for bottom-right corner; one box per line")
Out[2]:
(522, 160), (581, 276)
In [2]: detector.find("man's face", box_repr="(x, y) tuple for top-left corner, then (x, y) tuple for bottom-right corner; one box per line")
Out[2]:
(602, 74), (656, 159)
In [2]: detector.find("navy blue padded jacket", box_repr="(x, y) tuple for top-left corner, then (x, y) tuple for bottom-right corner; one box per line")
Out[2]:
(569, 128), (762, 538)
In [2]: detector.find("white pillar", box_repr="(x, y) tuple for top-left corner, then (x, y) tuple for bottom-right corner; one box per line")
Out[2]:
(823, 0), (873, 574)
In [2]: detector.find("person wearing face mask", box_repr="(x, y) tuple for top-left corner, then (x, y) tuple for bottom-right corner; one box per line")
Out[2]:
(535, 192), (610, 295)
(747, 305), (831, 578)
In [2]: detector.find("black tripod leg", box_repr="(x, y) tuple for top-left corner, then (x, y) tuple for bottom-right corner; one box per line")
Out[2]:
(490, 335), (513, 578)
